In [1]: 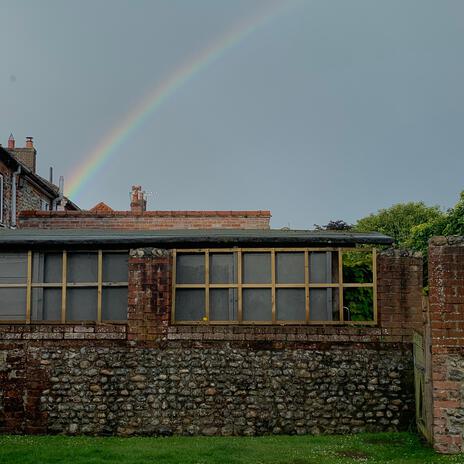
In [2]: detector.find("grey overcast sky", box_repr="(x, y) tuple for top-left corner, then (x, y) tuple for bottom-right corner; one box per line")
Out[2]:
(1, 0), (463, 228)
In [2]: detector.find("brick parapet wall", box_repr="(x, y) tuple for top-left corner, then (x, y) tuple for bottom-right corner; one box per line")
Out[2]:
(377, 250), (424, 338)
(0, 324), (126, 342)
(428, 236), (464, 454)
(125, 248), (423, 346)
(18, 210), (271, 230)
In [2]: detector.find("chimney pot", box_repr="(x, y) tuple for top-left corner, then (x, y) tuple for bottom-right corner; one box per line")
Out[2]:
(130, 185), (147, 214)
(25, 137), (33, 148)
(8, 133), (15, 150)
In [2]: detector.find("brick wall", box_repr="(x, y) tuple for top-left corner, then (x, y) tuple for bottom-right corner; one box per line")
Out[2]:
(429, 237), (464, 454)
(127, 248), (423, 346)
(377, 250), (424, 339)
(0, 247), (423, 436)
(18, 210), (271, 230)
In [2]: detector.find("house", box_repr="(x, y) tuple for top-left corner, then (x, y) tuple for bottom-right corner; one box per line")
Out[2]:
(0, 135), (79, 228)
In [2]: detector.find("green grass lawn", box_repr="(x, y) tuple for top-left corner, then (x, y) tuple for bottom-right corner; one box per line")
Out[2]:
(0, 432), (463, 464)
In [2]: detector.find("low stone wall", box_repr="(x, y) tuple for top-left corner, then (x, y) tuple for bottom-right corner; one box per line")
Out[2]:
(1, 342), (414, 436)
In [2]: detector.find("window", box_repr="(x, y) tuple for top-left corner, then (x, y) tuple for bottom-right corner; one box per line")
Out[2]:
(0, 174), (4, 224)
(172, 248), (377, 324)
(0, 250), (128, 322)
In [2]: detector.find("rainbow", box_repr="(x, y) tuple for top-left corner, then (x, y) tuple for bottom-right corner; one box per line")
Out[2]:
(66, 1), (298, 200)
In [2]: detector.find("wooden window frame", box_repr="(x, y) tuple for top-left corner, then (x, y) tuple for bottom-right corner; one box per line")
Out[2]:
(172, 247), (377, 325)
(0, 249), (129, 324)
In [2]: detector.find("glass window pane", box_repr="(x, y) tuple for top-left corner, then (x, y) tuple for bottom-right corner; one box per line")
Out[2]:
(309, 289), (339, 321)
(276, 252), (305, 284)
(242, 253), (271, 284)
(210, 253), (236, 284)
(66, 288), (97, 321)
(31, 288), (61, 321)
(0, 288), (26, 320)
(242, 289), (271, 321)
(102, 287), (128, 321)
(103, 253), (128, 282)
(210, 288), (237, 321)
(175, 289), (205, 321)
(343, 251), (373, 283)
(276, 289), (306, 321)
(309, 252), (338, 283)
(176, 254), (205, 284)
(0, 252), (27, 284)
(344, 287), (374, 321)
(67, 253), (98, 283)
(32, 252), (62, 283)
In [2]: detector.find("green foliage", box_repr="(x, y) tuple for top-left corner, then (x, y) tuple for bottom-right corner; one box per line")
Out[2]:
(342, 251), (372, 283)
(355, 202), (443, 247)
(314, 220), (353, 231)
(408, 191), (464, 256)
(342, 252), (373, 321)
(344, 287), (373, 321)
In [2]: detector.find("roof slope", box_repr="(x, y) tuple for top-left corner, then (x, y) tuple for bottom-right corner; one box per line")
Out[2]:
(0, 228), (393, 248)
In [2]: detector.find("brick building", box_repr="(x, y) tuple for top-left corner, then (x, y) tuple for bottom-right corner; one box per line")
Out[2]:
(19, 185), (271, 230)
(0, 135), (78, 228)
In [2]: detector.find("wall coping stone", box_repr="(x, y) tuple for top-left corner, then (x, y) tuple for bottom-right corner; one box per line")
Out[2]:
(379, 248), (422, 258)
(430, 236), (464, 247)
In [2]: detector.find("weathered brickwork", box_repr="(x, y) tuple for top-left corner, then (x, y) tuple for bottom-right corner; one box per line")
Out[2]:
(429, 237), (464, 454)
(0, 248), (422, 436)
(377, 250), (424, 339)
(128, 248), (171, 343)
(18, 210), (271, 230)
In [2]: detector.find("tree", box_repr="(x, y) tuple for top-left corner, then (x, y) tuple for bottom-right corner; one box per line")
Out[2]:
(314, 220), (353, 231)
(408, 191), (464, 255)
(355, 202), (444, 247)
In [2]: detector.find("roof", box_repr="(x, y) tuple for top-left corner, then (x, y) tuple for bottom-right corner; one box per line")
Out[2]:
(90, 202), (114, 213)
(0, 147), (56, 197)
(0, 147), (80, 210)
(0, 228), (393, 249)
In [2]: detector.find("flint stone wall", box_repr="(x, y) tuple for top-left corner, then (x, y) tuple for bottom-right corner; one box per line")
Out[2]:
(3, 343), (413, 436)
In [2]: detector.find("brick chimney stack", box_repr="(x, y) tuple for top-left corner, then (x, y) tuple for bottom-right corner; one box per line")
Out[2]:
(130, 185), (147, 215)
(8, 133), (15, 149)
(7, 135), (37, 173)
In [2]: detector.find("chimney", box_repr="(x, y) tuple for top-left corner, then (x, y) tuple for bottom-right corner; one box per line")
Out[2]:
(8, 133), (15, 149)
(130, 185), (147, 214)
(8, 135), (37, 173)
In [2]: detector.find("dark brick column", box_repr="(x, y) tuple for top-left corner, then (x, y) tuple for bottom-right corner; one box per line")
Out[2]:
(429, 237), (464, 454)
(127, 248), (172, 344)
(377, 250), (424, 342)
